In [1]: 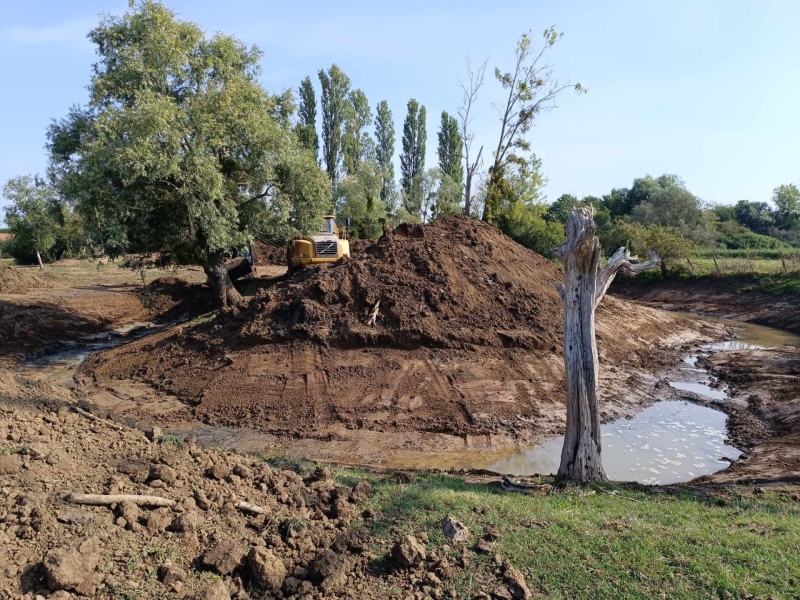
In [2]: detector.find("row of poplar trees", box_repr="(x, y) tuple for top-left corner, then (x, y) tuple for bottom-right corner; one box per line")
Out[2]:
(294, 66), (465, 239)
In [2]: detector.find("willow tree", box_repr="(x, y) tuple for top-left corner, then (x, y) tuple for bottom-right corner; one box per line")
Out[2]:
(47, 1), (328, 307)
(554, 209), (659, 482)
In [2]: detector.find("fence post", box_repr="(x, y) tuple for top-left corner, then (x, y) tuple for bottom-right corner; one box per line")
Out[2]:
(712, 253), (722, 276)
(745, 252), (755, 272)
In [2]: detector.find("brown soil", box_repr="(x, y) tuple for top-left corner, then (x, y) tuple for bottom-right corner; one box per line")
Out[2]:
(79, 216), (716, 449)
(612, 275), (800, 334)
(698, 346), (800, 484)
(0, 373), (390, 599)
(251, 241), (286, 267)
(0, 263), (66, 294)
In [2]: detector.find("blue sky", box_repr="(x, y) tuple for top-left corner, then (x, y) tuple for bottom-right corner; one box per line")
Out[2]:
(1, 0), (798, 225)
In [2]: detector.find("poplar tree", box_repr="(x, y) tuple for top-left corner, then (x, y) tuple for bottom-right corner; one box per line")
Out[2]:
(295, 76), (319, 161)
(400, 99), (426, 214)
(343, 89), (372, 177)
(319, 64), (351, 183)
(437, 111), (464, 186)
(374, 100), (396, 205)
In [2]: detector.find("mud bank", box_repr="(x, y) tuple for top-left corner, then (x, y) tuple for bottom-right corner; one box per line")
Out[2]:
(612, 275), (800, 334)
(697, 345), (800, 484)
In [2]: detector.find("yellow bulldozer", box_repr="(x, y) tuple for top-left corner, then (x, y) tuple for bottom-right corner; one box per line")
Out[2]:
(287, 215), (350, 274)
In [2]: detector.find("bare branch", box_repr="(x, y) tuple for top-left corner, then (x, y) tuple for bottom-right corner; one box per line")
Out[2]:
(594, 248), (660, 308)
(458, 56), (488, 216)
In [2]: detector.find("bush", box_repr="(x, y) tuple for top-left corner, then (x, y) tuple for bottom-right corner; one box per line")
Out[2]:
(719, 231), (790, 250)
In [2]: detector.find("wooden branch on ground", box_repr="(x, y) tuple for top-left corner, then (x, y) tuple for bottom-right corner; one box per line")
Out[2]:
(366, 300), (380, 326)
(72, 406), (124, 431)
(65, 493), (175, 507)
(235, 500), (266, 515)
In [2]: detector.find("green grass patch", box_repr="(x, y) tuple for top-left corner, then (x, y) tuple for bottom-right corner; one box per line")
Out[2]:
(155, 434), (185, 449)
(339, 470), (800, 599)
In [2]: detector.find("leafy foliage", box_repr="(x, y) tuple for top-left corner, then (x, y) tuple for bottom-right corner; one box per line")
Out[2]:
(400, 99), (426, 216)
(437, 111), (464, 187)
(47, 1), (329, 304)
(2, 176), (61, 264)
(343, 89), (372, 177)
(773, 184), (800, 229)
(374, 100), (396, 208)
(319, 64), (351, 183)
(295, 76), (319, 161)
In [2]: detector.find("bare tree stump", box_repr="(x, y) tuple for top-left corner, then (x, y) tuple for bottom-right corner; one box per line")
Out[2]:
(553, 209), (660, 483)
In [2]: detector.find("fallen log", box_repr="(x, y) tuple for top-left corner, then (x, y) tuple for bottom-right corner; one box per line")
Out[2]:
(65, 493), (175, 507)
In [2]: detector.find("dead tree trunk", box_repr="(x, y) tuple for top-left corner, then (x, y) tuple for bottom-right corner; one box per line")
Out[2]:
(204, 252), (244, 309)
(553, 209), (660, 483)
(36, 251), (43, 270)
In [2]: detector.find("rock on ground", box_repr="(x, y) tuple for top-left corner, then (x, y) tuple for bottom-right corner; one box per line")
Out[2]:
(391, 535), (427, 567)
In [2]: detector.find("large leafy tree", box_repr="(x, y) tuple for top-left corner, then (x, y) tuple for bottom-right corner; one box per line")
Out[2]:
(374, 100), (396, 206)
(343, 89), (372, 177)
(627, 175), (707, 238)
(734, 200), (776, 235)
(48, 1), (329, 307)
(773, 183), (800, 229)
(335, 160), (387, 239)
(400, 99), (426, 216)
(483, 29), (584, 223)
(437, 111), (464, 187)
(295, 76), (319, 161)
(318, 64), (351, 183)
(2, 175), (60, 268)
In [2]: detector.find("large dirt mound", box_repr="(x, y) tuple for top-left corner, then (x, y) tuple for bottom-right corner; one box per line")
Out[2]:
(82, 216), (705, 442)
(240, 216), (563, 351)
(0, 263), (62, 294)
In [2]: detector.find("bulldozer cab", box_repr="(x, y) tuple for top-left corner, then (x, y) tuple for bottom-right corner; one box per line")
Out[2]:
(320, 216), (337, 235)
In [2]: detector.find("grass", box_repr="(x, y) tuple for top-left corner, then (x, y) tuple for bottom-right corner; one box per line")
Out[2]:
(335, 469), (800, 599)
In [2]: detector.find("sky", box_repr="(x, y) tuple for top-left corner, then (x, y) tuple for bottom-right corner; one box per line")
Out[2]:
(1, 0), (799, 225)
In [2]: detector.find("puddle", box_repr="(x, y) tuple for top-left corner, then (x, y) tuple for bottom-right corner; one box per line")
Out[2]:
(668, 381), (727, 400)
(697, 317), (800, 349)
(15, 322), (164, 385)
(488, 401), (741, 484)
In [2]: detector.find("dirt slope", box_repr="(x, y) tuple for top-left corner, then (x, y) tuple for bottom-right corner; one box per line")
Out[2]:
(81, 216), (713, 443)
(0, 264), (65, 294)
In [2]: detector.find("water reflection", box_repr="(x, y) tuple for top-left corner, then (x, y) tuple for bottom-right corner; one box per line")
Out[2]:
(488, 401), (741, 484)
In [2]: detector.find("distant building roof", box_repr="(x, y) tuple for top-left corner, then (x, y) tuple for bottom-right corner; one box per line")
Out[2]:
(0, 233), (14, 241)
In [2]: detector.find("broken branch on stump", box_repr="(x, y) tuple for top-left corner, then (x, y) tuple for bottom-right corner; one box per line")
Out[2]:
(594, 248), (660, 308)
(65, 493), (175, 507)
(366, 300), (381, 326)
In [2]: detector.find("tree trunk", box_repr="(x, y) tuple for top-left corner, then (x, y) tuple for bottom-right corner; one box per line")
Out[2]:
(660, 259), (667, 278)
(553, 209), (660, 483)
(204, 252), (244, 309)
(36, 251), (43, 270)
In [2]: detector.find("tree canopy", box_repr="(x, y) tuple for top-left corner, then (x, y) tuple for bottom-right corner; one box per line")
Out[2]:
(47, 0), (329, 306)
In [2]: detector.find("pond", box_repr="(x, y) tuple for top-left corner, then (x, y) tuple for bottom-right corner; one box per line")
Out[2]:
(488, 401), (741, 485)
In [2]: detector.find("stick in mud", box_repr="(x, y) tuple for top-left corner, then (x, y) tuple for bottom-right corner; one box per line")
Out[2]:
(366, 300), (380, 326)
(65, 493), (175, 507)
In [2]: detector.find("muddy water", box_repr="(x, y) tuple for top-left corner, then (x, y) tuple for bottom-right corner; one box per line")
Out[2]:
(488, 401), (741, 484)
(488, 317), (800, 483)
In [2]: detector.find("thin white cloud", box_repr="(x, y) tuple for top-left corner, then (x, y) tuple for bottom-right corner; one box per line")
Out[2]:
(2, 18), (95, 45)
